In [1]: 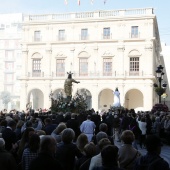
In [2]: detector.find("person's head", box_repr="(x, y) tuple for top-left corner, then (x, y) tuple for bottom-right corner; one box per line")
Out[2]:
(98, 138), (111, 151)
(44, 118), (52, 125)
(29, 133), (40, 152)
(61, 128), (75, 144)
(7, 120), (16, 131)
(40, 135), (56, 155)
(26, 121), (32, 128)
(0, 120), (7, 127)
(87, 115), (91, 120)
(77, 133), (88, 152)
(22, 127), (35, 143)
(121, 130), (135, 144)
(36, 130), (46, 136)
(99, 123), (108, 132)
(84, 142), (96, 157)
(55, 122), (66, 134)
(145, 135), (162, 155)
(96, 132), (108, 144)
(141, 117), (145, 122)
(0, 138), (5, 149)
(71, 113), (76, 119)
(101, 145), (119, 166)
(16, 120), (24, 129)
(67, 72), (72, 79)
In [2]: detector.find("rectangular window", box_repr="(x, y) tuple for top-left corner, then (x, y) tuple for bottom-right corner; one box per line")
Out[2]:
(58, 30), (65, 41)
(79, 58), (88, 76)
(81, 29), (88, 40)
(130, 57), (139, 75)
(131, 26), (138, 38)
(34, 31), (41, 41)
(5, 51), (14, 60)
(103, 27), (110, 39)
(32, 59), (41, 77)
(103, 58), (112, 76)
(56, 59), (65, 76)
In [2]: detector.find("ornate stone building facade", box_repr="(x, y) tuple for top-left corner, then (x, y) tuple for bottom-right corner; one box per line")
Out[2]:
(0, 13), (23, 110)
(20, 8), (161, 112)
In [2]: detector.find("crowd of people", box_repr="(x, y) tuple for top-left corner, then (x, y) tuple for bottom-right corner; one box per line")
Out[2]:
(0, 108), (170, 170)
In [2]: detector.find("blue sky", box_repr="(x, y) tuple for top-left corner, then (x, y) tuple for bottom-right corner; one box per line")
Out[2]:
(0, 0), (170, 45)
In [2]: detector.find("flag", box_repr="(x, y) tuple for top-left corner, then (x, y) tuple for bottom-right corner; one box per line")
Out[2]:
(65, 0), (68, 5)
(78, 0), (80, 6)
(104, 0), (107, 4)
(91, 0), (94, 5)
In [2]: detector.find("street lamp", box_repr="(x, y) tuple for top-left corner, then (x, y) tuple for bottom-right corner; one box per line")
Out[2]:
(155, 65), (167, 103)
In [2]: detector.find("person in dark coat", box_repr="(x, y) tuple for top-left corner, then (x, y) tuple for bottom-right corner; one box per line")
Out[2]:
(28, 135), (63, 170)
(0, 138), (17, 170)
(75, 142), (96, 170)
(55, 128), (83, 170)
(66, 113), (80, 141)
(134, 135), (170, 170)
(2, 120), (17, 152)
(43, 117), (57, 135)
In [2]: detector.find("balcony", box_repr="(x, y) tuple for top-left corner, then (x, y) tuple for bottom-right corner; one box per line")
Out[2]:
(102, 33), (112, 40)
(24, 70), (153, 80)
(31, 71), (43, 77)
(130, 33), (140, 38)
(33, 36), (42, 42)
(80, 35), (89, 41)
(25, 8), (153, 22)
(57, 35), (66, 41)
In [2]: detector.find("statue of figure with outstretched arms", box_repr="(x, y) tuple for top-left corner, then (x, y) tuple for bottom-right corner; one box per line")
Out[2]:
(64, 72), (80, 101)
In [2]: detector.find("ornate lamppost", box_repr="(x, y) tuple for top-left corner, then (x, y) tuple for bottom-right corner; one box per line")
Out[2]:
(154, 65), (167, 103)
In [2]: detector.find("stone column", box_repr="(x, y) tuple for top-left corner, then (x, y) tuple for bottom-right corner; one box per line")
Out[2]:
(21, 47), (28, 78)
(145, 43), (153, 76)
(45, 48), (52, 77)
(117, 44), (125, 76)
(70, 48), (75, 73)
(144, 83), (154, 110)
(94, 45), (98, 76)
(20, 82), (28, 111)
(91, 84), (99, 111)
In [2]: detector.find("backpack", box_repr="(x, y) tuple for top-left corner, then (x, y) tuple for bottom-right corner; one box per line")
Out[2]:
(137, 157), (162, 170)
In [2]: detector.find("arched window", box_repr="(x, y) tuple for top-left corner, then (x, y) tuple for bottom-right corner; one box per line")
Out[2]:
(31, 53), (42, 77)
(78, 51), (90, 76)
(129, 50), (141, 76)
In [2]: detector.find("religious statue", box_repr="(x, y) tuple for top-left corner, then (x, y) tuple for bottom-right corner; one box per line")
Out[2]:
(64, 72), (80, 101)
(113, 87), (121, 107)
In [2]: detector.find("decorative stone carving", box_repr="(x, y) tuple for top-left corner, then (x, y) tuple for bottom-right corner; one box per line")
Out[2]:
(56, 52), (67, 58)
(117, 46), (125, 52)
(102, 51), (114, 57)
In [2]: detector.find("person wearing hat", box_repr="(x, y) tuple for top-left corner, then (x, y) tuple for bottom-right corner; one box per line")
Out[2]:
(134, 135), (169, 170)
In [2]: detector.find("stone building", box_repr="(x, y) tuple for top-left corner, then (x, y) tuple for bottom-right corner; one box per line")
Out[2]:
(20, 8), (162, 112)
(0, 13), (23, 110)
